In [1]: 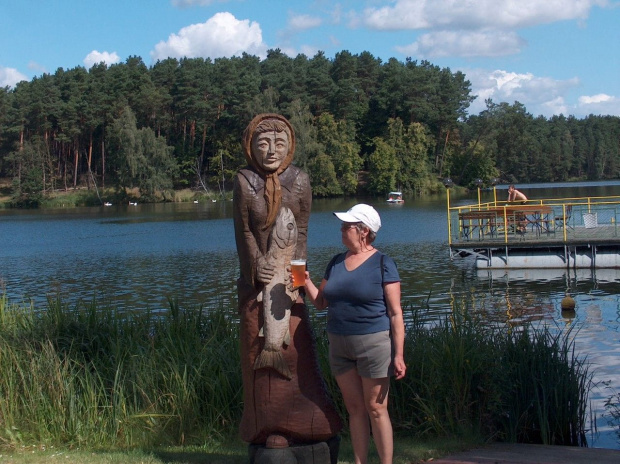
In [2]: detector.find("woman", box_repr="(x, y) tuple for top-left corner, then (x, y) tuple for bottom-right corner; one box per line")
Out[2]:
(303, 203), (406, 464)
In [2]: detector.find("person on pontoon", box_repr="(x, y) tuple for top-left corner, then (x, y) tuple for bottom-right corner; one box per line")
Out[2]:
(508, 185), (528, 204)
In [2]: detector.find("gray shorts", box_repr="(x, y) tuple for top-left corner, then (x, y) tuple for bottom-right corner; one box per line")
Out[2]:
(328, 331), (393, 379)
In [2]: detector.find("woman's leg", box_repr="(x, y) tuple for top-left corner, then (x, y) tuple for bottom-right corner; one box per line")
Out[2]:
(362, 377), (392, 464)
(336, 369), (369, 464)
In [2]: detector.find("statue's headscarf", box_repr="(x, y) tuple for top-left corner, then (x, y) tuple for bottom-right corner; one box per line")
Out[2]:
(242, 113), (296, 229)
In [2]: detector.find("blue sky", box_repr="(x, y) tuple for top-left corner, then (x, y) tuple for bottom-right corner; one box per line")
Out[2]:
(1, 0), (619, 118)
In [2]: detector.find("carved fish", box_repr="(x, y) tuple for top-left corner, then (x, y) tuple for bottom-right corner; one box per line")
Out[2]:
(254, 207), (299, 380)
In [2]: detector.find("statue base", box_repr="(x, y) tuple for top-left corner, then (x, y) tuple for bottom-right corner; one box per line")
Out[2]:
(249, 435), (340, 464)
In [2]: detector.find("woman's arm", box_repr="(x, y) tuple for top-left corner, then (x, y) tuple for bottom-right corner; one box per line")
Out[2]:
(384, 281), (407, 380)
(304, 274), (329, 310)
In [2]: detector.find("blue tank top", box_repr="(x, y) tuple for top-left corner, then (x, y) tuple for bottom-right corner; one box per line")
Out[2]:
(323, 251), (400, 335)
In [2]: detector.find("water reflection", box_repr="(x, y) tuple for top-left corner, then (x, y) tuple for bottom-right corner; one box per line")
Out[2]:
(465, 266), (620, 448)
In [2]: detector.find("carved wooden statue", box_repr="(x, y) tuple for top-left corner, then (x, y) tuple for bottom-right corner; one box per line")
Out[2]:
(233, 114), (342, 449)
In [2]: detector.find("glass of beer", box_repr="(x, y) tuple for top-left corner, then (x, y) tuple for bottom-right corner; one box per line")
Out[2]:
(290, 259), (306, 288)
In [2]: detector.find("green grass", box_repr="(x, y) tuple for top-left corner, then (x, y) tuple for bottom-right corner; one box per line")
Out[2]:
(40, 189), (103, 207)
(0, 436), (474, 463)
(0, 295), (242, 449)
(0, 292), (595, 461)
(0, 185), (229, 209)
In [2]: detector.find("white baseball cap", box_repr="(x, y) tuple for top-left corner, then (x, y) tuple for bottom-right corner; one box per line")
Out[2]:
(333, 204), (381, 233)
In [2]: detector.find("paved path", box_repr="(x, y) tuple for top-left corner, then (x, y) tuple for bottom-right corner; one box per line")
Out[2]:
(432, 443), (620, 463)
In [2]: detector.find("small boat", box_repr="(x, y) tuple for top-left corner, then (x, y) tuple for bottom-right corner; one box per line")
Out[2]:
(386, 191), (404, 204)
(104, 202), (112, 206)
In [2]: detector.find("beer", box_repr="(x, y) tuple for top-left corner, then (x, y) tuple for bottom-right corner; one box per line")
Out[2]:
(290, 259), (306, 288)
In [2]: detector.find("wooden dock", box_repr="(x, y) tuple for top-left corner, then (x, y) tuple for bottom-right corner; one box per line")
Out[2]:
(451, 224), (620, 248)
(433, 442), (620, 464)
(447, 197), (620, 268)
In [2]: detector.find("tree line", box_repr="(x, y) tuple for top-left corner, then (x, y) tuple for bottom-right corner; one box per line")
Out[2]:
(1, 49), (619, 205)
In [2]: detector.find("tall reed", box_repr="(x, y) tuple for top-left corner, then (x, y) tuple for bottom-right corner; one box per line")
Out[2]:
(0, 295), (242, 448)
(0, 294), (593, 450)
(389, 304), (592, 446)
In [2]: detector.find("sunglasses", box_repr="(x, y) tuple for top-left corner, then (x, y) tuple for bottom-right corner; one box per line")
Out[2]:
(341, 222), (361, 231)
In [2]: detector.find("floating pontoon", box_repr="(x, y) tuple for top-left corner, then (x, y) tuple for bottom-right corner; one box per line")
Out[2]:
(446, 194), (620, 269)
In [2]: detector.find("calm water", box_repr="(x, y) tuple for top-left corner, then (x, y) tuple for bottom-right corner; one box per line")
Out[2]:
(1, 182), (619, 449)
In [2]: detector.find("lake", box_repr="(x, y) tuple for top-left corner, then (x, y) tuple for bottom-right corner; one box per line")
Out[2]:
(0, 181), (619, 449)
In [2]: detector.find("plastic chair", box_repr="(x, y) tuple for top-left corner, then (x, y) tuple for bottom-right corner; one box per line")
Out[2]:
(555, 205), (573, 229)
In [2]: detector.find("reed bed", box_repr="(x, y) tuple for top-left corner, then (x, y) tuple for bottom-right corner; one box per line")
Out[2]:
(0, 294), (592, 451)
(0, 295), (242, 448)
(388, 302), (592, 446)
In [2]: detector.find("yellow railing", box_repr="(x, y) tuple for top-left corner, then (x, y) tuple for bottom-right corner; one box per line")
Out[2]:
(447, 195), (620, 245)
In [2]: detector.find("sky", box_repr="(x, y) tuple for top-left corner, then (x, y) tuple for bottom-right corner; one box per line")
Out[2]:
(1, 0), (619, 119)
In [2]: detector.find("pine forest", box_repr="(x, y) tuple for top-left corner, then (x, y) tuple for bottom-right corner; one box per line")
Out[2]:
(1, 50), (619, 206)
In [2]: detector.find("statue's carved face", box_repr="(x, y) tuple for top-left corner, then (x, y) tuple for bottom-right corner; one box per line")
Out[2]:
(252, 130), (289, 172)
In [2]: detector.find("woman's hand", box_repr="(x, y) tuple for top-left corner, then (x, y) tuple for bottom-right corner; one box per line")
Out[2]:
(385, 282), (406, 380)
(393, 355), (406, 380)
(285, 265), (299, 292)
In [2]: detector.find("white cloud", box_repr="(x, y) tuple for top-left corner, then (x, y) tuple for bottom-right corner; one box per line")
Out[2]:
(358, 1), (610, 60)
(541, 97), (570, 116)
(288, 14), (322, 31)
(171, 0), (223, 7)
(464, 69), (620, 117)
(83, 50), (121, 68)
(577, 94), (620, 116)
(579, 93), (614, 105)
(279, 13), (322, 41)
(0, 66), (28, 87)
(396, 30), (526, 58)
(362, 0), (609, 31)
(465, 68), (581, 117)
(28, 61), (47, 74)
(299, 44), (321, 58)
(278, 46), (299, 58)
(150, 12), (268, 62)
(330, 3), (344, 24)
